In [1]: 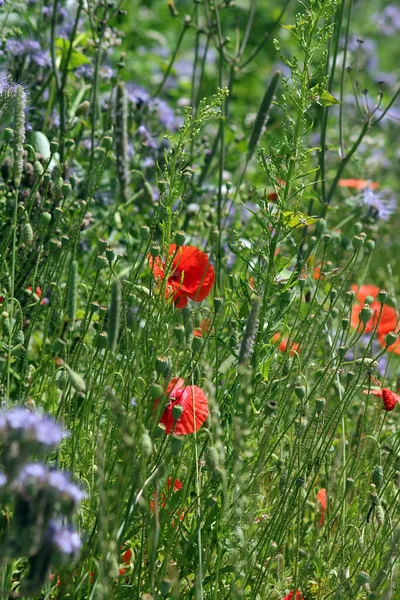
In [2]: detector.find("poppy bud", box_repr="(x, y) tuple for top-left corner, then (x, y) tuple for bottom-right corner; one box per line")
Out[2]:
(65, 365), (86, 393)
(4, 127), (13, 142)
(155, 356), (169, 375)
(345, 477), (354, 493)
(315, 219), (326, 235)
(61, 235), (69, 246)
(356, 572), (369, 587)
(102, 136), (113, 150)
(354, 222), (363, 234)
(95, 254), (108, 270)
(338, 346), (347, 358)
(22, 223), (33, 245)
(316, 397), (325, 412)
(354, 357), (377, 368)
(76, 100), (90, 116)
(330, 307), (339, 319)
(346, 371), (355, 382)
(41, 212), (52, 226)
(372, 465), (383, 489)
(150, 244), (160, 258)
(50, 139), (59, 154)
(140, 226), (150, 240)
(359, 305), (373, 323)
(49, 238), (61, 252)
(364, 295), (374, 305)
(97, 238), (108, 252)
(43, 172), (51, 185)
(174, 231), (186, 247)
(294, 385), (306, 399)
(296, 476), (305, 488)
(352, 233), (365, 250)
(385, 331), (397, 346)
(346, 290), (355, 303)
(323, 233), (332, 246)
(377, 289), (388, 303)
(294, 419), (305, 437)
(106, 247), (115, 263)
(95, 331), (108, 348)
(150, 383), (163, 400)
(214, 296), (223, 312)
(365, 239), (375, 253)
(205, 447), (219, 471)
(192, 336), (202, 353)
(54, 206), (63, 219)
(62, 182), (71, 196)
(264, 400), (277, 416)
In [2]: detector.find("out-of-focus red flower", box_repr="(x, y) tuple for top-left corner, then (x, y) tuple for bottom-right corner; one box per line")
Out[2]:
(149, 244), (215, 309)
(317, 488), (327, 526)
(282, 591), (303, 600)
(350, 285), (398, 335)
(338, 179), (379, 190)
(267, 192), (278, 201)
(167, 476), (183, 491)
(150, 477), (184, 513)
(313, 266), (324, 281)
(49, 574), (61, 587)
(379, 331), (400, 355)
(121, 548), (132, 565)
(249, 276), (256, 289)
(193, 317), (211, 338)
(154, 377), (209, 435)
(26, 285), (48, 306)
(119, 568), (126, 575)
(272, 333), (300, 355)
(363, 388), (400, 412)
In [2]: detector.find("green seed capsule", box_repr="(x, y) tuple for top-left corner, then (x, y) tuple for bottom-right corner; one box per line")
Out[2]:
(62, 182), (71, 196)
(316, 397), (325, 412)
(323, 233), (332, 246)
(354, 222), (362, 234)
(365, 239), (375, 253)
(95, 331), (108, 349)
(61, 235), (69, 247)
(97, 238), (108, 253)
(346, 290), (355, 303)
(4, 128), (13, 142)
(356, 572), (369, 587)
(106, 247), (115, 263)
(338, 346), (347, 358)
(365, 295), (374, 304)
(170, 435), (184, 454)
(102, 135), (113, 150)
(139, 226), (150, 240)
(21, 223), (33, 245)
(50, 139), (59, 154)
(192, 336), (202, 353)
(174, 324), (185, 342)
(385, 331), (397, 346)
(149, 383), (163, 400)
(95, 254), (108, 270)
(174, 230), (186, 247)
(150, 244), (160, 258)
(49, 238), (61, 252)
(155, 356), (169, 375)
(346, 370), (355, 382)
(352, 233), (365, 250)
(377, 289), (388, 303)
(41, 212), (52, 226)
(172, 404), (184, 420)
(372, 465), (384, 489)
(294, 385), (306, 399)
(359, 304), (373, 323)
(345, 477), (354, 493)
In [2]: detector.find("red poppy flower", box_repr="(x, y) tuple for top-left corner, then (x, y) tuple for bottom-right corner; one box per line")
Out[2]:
(155, 377), (209, 435)
(350, 285), (398, 335)
(26, 285), (48, 306)
(282, 591), (303, 600)
(149, 244), (215, 309)
(272, 333), (300, 355)
(363, 388), (400, 412)
(317, 488), (327, 527)
(121, 548), (132, 565)
(338, 179), (379, 190)
(150, 477), (183, 512)
(379, 331), (400, 355)
(193, 317), (211, 338)
(267, 192), (278, 201)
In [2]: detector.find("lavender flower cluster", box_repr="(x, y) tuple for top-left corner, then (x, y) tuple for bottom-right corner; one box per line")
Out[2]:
(0, 407), (86, 595)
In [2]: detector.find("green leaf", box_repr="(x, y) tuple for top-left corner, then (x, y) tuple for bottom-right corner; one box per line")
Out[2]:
(55, 38), (91, 70)
(316, 90), (341, 107)
(260, 359), (271, 381)
(282, 211), (319, 229)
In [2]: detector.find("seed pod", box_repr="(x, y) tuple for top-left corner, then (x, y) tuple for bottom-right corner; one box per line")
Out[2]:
(108, 278), (121, 354)
(150, 383), (163, 400)
(192, 336), (202, 353)
(106, 247), (115, 263)
(21, 222), (33, 245)
(295, 385), (306, 399)
(372, 465), (384, 489)
(41, 212), (52, 226)
(174, 231), (186, 247)
(13, 85), (26, 188)
(265, 400), (277, 416)
(150, 244), (160, 258)
(50, 139), (59, 154)
(102, 135), (113, 150)
(345, 477), (354, 493)
(49, 238), (61, 252)
(96, 254), (108, 270)
(97, 238), (108, 253)
(95, 331), (108, 349)
(141, 432), (153, 458)
(67, 260), (78, 329)
(385, 331), (397, 346)
(354, 222), (362, 234)
(205, 447), (219, 471)
(238, 295), (261, 365)
(352, 233), (366, 250)
(155, 356), (169, 376)
(139, 226), (150, 240)
(246, 71), (281, 162)
(356, 572), (369, 586)
(316, 397), (325, 413)
(170, 435), (184, 455)
(172, 404), (184, 420)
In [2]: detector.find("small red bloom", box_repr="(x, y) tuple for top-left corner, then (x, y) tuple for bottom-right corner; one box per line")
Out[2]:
(267, 192), (278, 201)
(49, 574), (61, 587)
(155, 377), (209, 435)
(122, 548), (132, 565)
(272, 333), (300, 355)
(282, 591), (303, 600)
(150, 476), (183, 513)
(363, 388), (400, 412)
(350, 285), (398, 335)
(193, 317), (211, 338)
(338, 179), (379, 190)
(119, 568), (126, 575)
(317, 488), (327, 526)
(167, 476), (183, 491)
(149, 244), (215, 308)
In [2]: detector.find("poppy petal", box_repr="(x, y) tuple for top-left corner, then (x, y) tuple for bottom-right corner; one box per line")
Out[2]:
(173, 385), (209, 435)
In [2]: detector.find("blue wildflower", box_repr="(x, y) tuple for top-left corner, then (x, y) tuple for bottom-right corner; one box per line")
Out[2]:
(48, 519), (82, 561)
(361, 188), (397, 221)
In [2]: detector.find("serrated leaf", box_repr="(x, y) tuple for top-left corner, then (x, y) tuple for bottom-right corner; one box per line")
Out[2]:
(282, 211), (319, 228)
(316, 90), (341, 107)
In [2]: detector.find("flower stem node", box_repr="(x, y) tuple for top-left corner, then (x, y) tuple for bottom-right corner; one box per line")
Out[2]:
(174, 231), (186, 247)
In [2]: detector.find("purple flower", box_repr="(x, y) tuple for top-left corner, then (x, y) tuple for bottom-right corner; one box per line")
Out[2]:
(0, 408), (66, 450)
(47, 470), (87, 508)
(137, 125), (158, 149)
(4, 39), (51, 68)
(374, 6), (400, 36)
(48, 520), (82, 559)
(126, 83), (150, 106)
(0, 472), (7, 488)
(361, 188), (397, 221)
